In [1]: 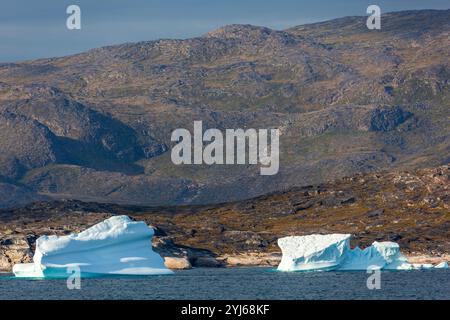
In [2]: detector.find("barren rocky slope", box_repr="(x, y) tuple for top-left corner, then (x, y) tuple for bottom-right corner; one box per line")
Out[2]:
(0, 10), (448, 207)
(1, 164), (448, 270)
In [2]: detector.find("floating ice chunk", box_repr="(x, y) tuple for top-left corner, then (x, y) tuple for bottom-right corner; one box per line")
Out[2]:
(13, 216), (173, 278)
(410, 263), (435, 270)
(277, 234), (445, 272)
(12, 262), (43, 278)
(277, 234), (351, 271)
(339, 243), (390, 270)
(339, 241), (411, 270)
(434, 262), (449, 269)
(372, 242), (412, 270)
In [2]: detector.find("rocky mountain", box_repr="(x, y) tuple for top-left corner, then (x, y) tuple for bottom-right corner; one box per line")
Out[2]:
(0, 10), (449, 208)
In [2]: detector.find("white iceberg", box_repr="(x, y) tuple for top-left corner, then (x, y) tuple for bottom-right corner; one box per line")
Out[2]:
(277, 234), (448, 272)
(277, 234), (350, 271)
(434, 261), (449, 269)
(13, 216), (173, 278)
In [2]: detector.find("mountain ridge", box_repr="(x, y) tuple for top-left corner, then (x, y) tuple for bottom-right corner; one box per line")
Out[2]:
(0, 9), (448, 208)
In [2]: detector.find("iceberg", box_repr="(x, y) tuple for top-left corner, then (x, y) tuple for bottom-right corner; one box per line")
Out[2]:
(277, 234), (448, 272)
(434, 261), (449, 269)
(277, 234), (350, 271)
(13, 216), (173, 278)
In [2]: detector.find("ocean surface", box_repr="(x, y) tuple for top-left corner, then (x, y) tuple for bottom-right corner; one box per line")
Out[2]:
(0, 268), (449, 300)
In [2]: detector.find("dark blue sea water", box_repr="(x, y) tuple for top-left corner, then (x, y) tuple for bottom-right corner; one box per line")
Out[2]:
(0, 268), (449, 300)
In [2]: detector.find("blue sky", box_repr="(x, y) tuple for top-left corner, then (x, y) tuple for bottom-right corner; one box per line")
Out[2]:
(1, 0), (449, 62)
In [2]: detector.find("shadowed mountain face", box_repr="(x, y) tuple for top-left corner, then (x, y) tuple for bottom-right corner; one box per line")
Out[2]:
(0, 10), (449, 208)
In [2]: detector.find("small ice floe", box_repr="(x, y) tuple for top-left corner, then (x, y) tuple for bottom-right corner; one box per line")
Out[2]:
(434, 261), (449, 269)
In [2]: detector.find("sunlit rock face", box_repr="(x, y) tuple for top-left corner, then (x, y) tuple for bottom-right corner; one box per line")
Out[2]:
(277, 234), (448, 272)
(13, 216), (173, 278)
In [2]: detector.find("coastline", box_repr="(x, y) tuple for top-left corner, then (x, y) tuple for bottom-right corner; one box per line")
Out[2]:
(165, 251), (450, 270)
(1, 165), (448, 272)
(1, 253), (449, 272)
(2, 228), (448, 272)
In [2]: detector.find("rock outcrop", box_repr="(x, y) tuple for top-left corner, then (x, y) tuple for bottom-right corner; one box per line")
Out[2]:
(163, 257), (191, 270)
(0, 235), (34, 271)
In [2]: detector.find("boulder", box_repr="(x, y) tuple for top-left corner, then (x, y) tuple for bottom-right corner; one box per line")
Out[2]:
(163, 257), (192, 270)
